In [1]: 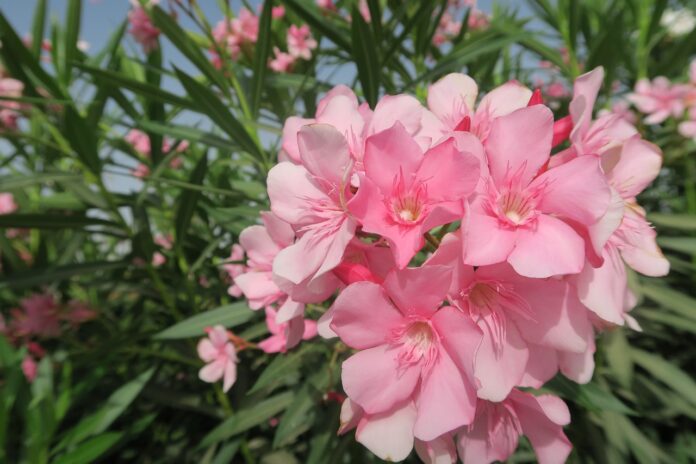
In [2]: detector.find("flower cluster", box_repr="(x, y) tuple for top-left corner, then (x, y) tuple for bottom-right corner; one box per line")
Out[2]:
(205, 66), (667, 463)
(127, 0), (162, 53)
(627, 59), (696, 140)
(0, 76), (25, 131)
(1, 293), (96, 382)
(124, 128), (189, 178)
(433, 0), (489, 46)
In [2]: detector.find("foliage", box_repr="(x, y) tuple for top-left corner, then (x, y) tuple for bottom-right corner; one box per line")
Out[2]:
(0, 0), (695, 462)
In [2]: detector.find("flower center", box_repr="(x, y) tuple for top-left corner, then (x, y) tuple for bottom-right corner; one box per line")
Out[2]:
(393, 195), (423, 223)
(497, 190), (536, 225)
(391, 319), (438, 370)
(468, 282), (498, 310)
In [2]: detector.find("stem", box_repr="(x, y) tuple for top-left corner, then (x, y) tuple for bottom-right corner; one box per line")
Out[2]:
(424, 232), (440, 249)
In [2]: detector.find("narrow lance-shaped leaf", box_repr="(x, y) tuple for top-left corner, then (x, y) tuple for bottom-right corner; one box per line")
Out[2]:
(351, 5), (380, 107)
(251, 0), (273, 118)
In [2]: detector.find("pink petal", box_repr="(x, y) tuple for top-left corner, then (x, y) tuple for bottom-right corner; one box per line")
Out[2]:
(258, 334), (287, 353)
(476, 80), (534, 121)
(276, 298), (304, 324)
(572, 247), (627, 325)
(364, 122), (424, 193)
(331, 281), (403, 349)
(416, 137), (480, 201)
(261, 211), (295, 247)
(281, 116), (314, 163)
(430, 306), (482, 394)
(341, 345), (420, 414)
(355, 401), (418, 462)
(239, 225), (280, 265)
(462, 206), (517, 267)
(197, 339), (217, 363)
(383, 266), (452, 317)
(486, 105), (554, 186)
(199, 359), (225, 383)
(508, 215), (585, 278)
(222, 360), (237, 392)
(415, 349), (476, 440)
(511, 278), (591, 353)
(368, 94), (423, 136)
(520, 344), (559, 388)
(473, 318), (529, 402)
(427, 73), (478, 127)
(618, 207), (669, 276)
(297, 124), (352, 186)
(569, 66), (605, 142)
(234, 271), (281, 304)
(415, 435), (457, 464)
(267, 162), (327, 225)
(535, 155), (611, 226)
(559, 330), (595, 383)
(284, 316), (305, 350)
(512, 390), (573, 464)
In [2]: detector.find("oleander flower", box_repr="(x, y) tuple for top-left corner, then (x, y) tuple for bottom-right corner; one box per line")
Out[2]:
(197, 325), (238, 392)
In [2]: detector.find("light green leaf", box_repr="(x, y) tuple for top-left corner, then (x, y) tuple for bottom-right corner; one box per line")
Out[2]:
(154, 302), (254, 339)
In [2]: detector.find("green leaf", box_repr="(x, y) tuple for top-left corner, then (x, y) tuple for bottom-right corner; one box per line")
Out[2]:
(150, 6), (229, 92)
(658, 237), (696, 255)
(0, 213), (116, 229)
(545, 376), (635, 415)
(200, 392), (294, 447)
(134, 120), (240, 152)
(63, 0), (82, 83)
(251, 0), (273, 118)
(248, 345), (319, 395)
(31, 0), (48, 57)
(55, 369), (154, 451)
(0, 172), (82, 190)
(54, 432), (123, 464)
(174, 67), (262, 159)
(351, 5), (380, 107)
(0, 260), (127, 290)
(154, 302), (254, 339)
(273, 384), (318, 447)
(632, 349), (696, 409)
(640, 283), (696, 322)
(77, 64), (194, 109)
(649, 213), (696, 230)
(175, 152), (208, 245)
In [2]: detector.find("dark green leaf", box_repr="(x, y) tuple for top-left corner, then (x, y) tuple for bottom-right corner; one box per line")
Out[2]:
(251, 0), (273, 117)
(154, 302), (254, 339)
(351, 6), (380, 107)
(175, 152), (208, 245)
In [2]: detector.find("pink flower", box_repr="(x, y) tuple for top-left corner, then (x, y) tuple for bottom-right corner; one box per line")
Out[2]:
(349, 124), (481, 267)
(359, 0), (371, 22)
(224, 244), (247, 298)
(11, 294), (61, 338)
(287, 24), (317, 60)
(339, 397), (457, 462)
(316, 0), (336, 10)
(63, 300), (97, 325)
(331, 265), (482, 442)
(457, 390), (572, 464)
(128, 1), (160, 53)
(427, 74), (534, 142)
(467, 9), (490, 30)
(598, 100), (637, 126)
(197, 325), (238, 392)
(269, 47), (295, 73)
(125, 129), (152, 154)
(211, 9), (259, 62)
(132, 163), (150, 178)
(258, 306), (317, 353)
(627, 76), (687, 124)
(461, 104), (611, 277)
(22, 355), (38, 382)
(0, 193), (18, 214)
(268, 124), (358, 289)
(433, 12), (461, 45)
(679, 107), (696, 140)
(151, 252), (166, 266)
(428, 232), (594, 398)
(272, 6), (285, 19)
(0, 77), (25, 130)
(545, 82), (570, 99)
